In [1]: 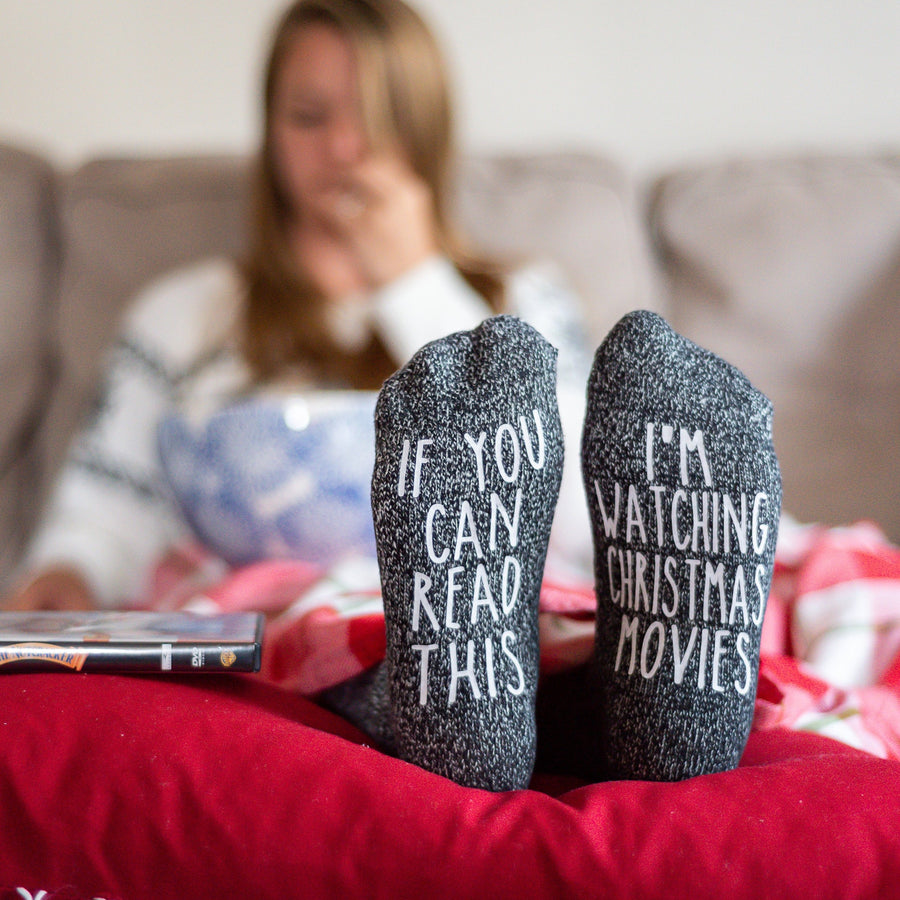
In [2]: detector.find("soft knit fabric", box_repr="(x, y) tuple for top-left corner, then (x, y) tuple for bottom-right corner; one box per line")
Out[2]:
(371, 316), (564, 790)
(24, 256), (591, 607)
(581, 310), (782, 781)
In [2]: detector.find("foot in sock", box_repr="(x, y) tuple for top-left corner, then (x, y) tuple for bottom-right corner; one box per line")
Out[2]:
(581, 310), (781, 781)
(371, 315), (564, 791)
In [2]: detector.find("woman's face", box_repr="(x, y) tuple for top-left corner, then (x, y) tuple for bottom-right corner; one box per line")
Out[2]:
(270, 23), (370, 220)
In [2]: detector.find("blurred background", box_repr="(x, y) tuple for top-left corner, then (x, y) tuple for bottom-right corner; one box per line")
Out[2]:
(1, 0), (899, 173)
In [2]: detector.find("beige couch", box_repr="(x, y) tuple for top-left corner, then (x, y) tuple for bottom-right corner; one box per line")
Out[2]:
(1, 140), (898, 592)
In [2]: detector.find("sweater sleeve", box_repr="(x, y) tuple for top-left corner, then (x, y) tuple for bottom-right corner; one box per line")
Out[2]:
(23, 261), (247, 607)
(368, 255), (493, 365)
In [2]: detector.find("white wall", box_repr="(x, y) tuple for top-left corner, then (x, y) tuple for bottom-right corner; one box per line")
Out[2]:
(2, 0), (899, 174)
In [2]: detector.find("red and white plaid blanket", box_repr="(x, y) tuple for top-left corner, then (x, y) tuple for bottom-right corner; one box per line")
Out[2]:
(139, 516), (900, 761)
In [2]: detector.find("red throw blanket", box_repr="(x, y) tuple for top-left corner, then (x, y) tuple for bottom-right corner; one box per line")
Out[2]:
(140, 516), (900, 762)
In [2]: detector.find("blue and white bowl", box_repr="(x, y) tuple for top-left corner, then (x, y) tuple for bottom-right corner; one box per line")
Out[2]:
(157, 391), (378, 568)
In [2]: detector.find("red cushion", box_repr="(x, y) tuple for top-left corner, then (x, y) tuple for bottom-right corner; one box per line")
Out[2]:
(2, 673), (900, 900)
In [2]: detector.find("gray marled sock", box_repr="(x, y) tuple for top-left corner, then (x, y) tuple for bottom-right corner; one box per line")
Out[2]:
(581, 310), (782, 781)
(371, 315), (564, 791)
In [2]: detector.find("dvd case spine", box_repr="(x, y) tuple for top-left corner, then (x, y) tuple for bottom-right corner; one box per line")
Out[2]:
(0, 641), (262, 673)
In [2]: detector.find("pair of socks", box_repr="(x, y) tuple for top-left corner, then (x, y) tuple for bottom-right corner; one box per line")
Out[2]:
(367, 310), (781, 789)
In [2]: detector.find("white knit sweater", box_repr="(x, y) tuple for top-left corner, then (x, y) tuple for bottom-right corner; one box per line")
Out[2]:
(25, 254), (593, 606)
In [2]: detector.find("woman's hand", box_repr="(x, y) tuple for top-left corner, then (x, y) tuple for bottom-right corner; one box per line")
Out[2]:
(309, 156), (439, 293)
(3, 566), (97, 612)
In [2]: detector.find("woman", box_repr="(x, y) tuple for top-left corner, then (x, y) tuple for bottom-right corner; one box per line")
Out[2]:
(7, 0), (590, 611)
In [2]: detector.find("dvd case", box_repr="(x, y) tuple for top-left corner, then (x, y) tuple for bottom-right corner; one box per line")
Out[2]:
(0, 611), (264, 673)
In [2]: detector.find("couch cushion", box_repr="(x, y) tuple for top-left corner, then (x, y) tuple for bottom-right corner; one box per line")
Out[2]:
(0, 143), (58, 586)
(651, 155), (900, 541)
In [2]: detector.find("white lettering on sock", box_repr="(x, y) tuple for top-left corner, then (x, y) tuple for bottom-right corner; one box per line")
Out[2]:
(626, 484), (648, 544)
(589, 420), (779, 705)
(680, 428), (712, 487)
(735, 631), (753, 695)
(412, 438), (433, 498)
(471, 563), (499, 624)
(752, 564), (768, 627)
(454, 501), (483, 560)
(397, 438), (411, 497)
(672, 623), (698, 684)
(662, 556), (680, 617)
(520, 410), (546, 470)
(502, 631), (525, 696)
(723, 492), (748, 554)
(489, 489), (521, 550)
(640, 621), (665, 679)
(671, 489), (690, 550)
(501, 556), (521, 615)
(703, 561), (727, 623)
(412, 572), (439, 632)
(729, 565), (749, 626)
(495, 423), (521, 483)
(697, 627), (710, 690)
(448, 640), (481, 704)
(608, 545), (620, 605)
(485, 637), (498, 698)
(464, 431), (488, 492)
(615, 614), (640, 675)
(445, 566), (463, 629)
(712, 629), (729, 692)
(752, 492), (770, 555)
(412, 643), (438, 704)
(425, 503), (449, 564)
(595, 481), (621, 539)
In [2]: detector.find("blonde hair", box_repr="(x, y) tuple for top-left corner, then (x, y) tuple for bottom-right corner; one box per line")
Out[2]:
(242, 0), (503, 388)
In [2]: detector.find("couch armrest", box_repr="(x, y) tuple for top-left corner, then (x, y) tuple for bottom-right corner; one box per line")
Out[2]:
(0, 142), (59, 587)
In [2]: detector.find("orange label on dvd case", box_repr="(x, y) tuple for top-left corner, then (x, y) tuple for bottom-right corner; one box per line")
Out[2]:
(0, 643), (90, 670)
